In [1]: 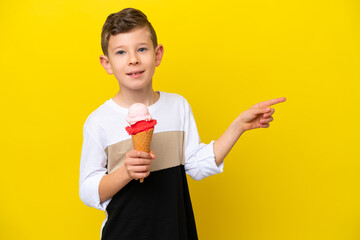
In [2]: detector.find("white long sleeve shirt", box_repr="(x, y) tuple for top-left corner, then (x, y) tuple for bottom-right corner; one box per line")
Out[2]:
(79, 91), (223, 238)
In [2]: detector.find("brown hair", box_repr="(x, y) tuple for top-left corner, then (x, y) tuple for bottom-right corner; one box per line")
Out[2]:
(101, 8), (158, 56)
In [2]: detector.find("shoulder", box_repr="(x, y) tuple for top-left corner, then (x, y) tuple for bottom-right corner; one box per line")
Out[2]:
(159, 91), (190, 108)
(156, 92), (193, 123)
(83, 100), (117, 131)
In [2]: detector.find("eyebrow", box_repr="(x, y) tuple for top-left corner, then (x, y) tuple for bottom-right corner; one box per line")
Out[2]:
(112, 42), (150, 50)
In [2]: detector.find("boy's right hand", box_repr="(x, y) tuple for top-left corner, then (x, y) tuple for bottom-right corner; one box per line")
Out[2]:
(124, 150), (155, 181)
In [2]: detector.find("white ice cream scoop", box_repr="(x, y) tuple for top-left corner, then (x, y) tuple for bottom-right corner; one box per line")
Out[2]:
(126, 103), (152, 125)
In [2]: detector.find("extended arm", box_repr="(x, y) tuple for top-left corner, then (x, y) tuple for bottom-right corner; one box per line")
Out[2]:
(213, 117), (245, 166)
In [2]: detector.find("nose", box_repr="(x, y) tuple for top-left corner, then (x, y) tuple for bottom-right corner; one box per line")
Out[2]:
(128, 52), (140, 65)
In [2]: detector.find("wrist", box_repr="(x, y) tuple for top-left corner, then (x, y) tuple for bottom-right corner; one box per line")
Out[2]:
(117, 165), (132, 182)
(233, 117), (246, 135)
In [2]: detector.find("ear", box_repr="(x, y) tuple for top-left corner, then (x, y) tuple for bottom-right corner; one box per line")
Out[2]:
(99, 55), (113, 75)
(154, 44), (164, 67)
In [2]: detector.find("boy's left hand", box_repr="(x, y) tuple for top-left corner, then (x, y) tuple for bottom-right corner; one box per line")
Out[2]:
(237, 97), (286, 131)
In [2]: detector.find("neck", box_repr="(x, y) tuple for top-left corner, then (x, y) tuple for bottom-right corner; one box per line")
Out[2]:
(112, 86), (159, 108)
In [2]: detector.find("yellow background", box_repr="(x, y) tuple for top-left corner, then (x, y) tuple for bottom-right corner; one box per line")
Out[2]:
(1, 0), (359, 239)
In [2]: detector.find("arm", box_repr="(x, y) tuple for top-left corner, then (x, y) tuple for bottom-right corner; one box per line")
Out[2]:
(98, 165), (131, 202)
(213, 117), (245, 166)
(79, 126), (109, 210)
(213, 97), (286, 166)
(184, 103), (224, 180)
(80, 125), (154, 208)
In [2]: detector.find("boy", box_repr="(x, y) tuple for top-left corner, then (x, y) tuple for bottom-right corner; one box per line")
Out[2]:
(79, 8), (286, 240)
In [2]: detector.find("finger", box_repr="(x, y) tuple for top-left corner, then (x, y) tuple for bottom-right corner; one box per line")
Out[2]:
(253, 97), (286, 108)
(263, 108), (275, 118)
(130, 171), (150, 179)
(263, 97), (286, 107)
(136, 171), (150, 179)
(129, 158), (152, 166)
(129, 165), (151, 173)
(128, 150), (152, 159)
(260, 123), (270, 128)
(252, 107), (272, 115)
(260, 116), (274, 124)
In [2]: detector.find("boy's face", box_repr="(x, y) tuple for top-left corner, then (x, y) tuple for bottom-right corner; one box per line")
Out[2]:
(100, 26), (163, 92)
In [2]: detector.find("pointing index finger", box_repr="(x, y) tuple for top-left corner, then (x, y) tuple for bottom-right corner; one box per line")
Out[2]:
(254, 97), (286, 108)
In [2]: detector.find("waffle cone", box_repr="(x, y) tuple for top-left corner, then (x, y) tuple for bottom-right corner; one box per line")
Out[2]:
(131, 128), (154, 153)
(131, 128), (154, 183)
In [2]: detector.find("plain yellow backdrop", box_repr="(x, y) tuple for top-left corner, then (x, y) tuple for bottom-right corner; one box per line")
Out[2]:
(1, 0), (359, 239)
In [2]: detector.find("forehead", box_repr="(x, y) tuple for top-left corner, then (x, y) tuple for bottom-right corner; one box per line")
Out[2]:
(108, 26), (152, 49)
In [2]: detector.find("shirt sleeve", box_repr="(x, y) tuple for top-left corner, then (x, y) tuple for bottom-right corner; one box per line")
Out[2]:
(183, 102), (224, 181)
(79, 125), (110, 211)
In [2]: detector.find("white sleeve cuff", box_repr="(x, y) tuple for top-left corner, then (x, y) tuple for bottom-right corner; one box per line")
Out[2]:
(185, 141), (224, 181)
(79, 172), (110, 211)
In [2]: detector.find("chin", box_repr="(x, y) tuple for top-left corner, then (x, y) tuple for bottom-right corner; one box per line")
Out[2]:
(128, 82), (152, 91)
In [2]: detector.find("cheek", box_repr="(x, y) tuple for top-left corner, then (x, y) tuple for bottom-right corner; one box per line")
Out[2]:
(111, 67), (125, 80)
(143, 58), (156, 70)
(112, 64), (125, 73)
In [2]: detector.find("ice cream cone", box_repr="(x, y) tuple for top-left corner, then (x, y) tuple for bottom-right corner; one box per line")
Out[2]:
(126, 103), (157, 183)
(131, 128), (154, 183)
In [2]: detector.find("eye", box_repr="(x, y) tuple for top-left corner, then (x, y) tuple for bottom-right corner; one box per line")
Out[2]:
(117, 50), (125, 55)
(138, 48), (147, 52)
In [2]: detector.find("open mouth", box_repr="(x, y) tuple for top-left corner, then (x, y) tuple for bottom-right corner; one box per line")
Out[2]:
(127, 70), (145, 76)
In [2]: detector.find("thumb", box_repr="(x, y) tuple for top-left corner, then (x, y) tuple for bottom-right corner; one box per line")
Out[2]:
(251, 107), (271, 115)
(149, 150), (156, 159)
